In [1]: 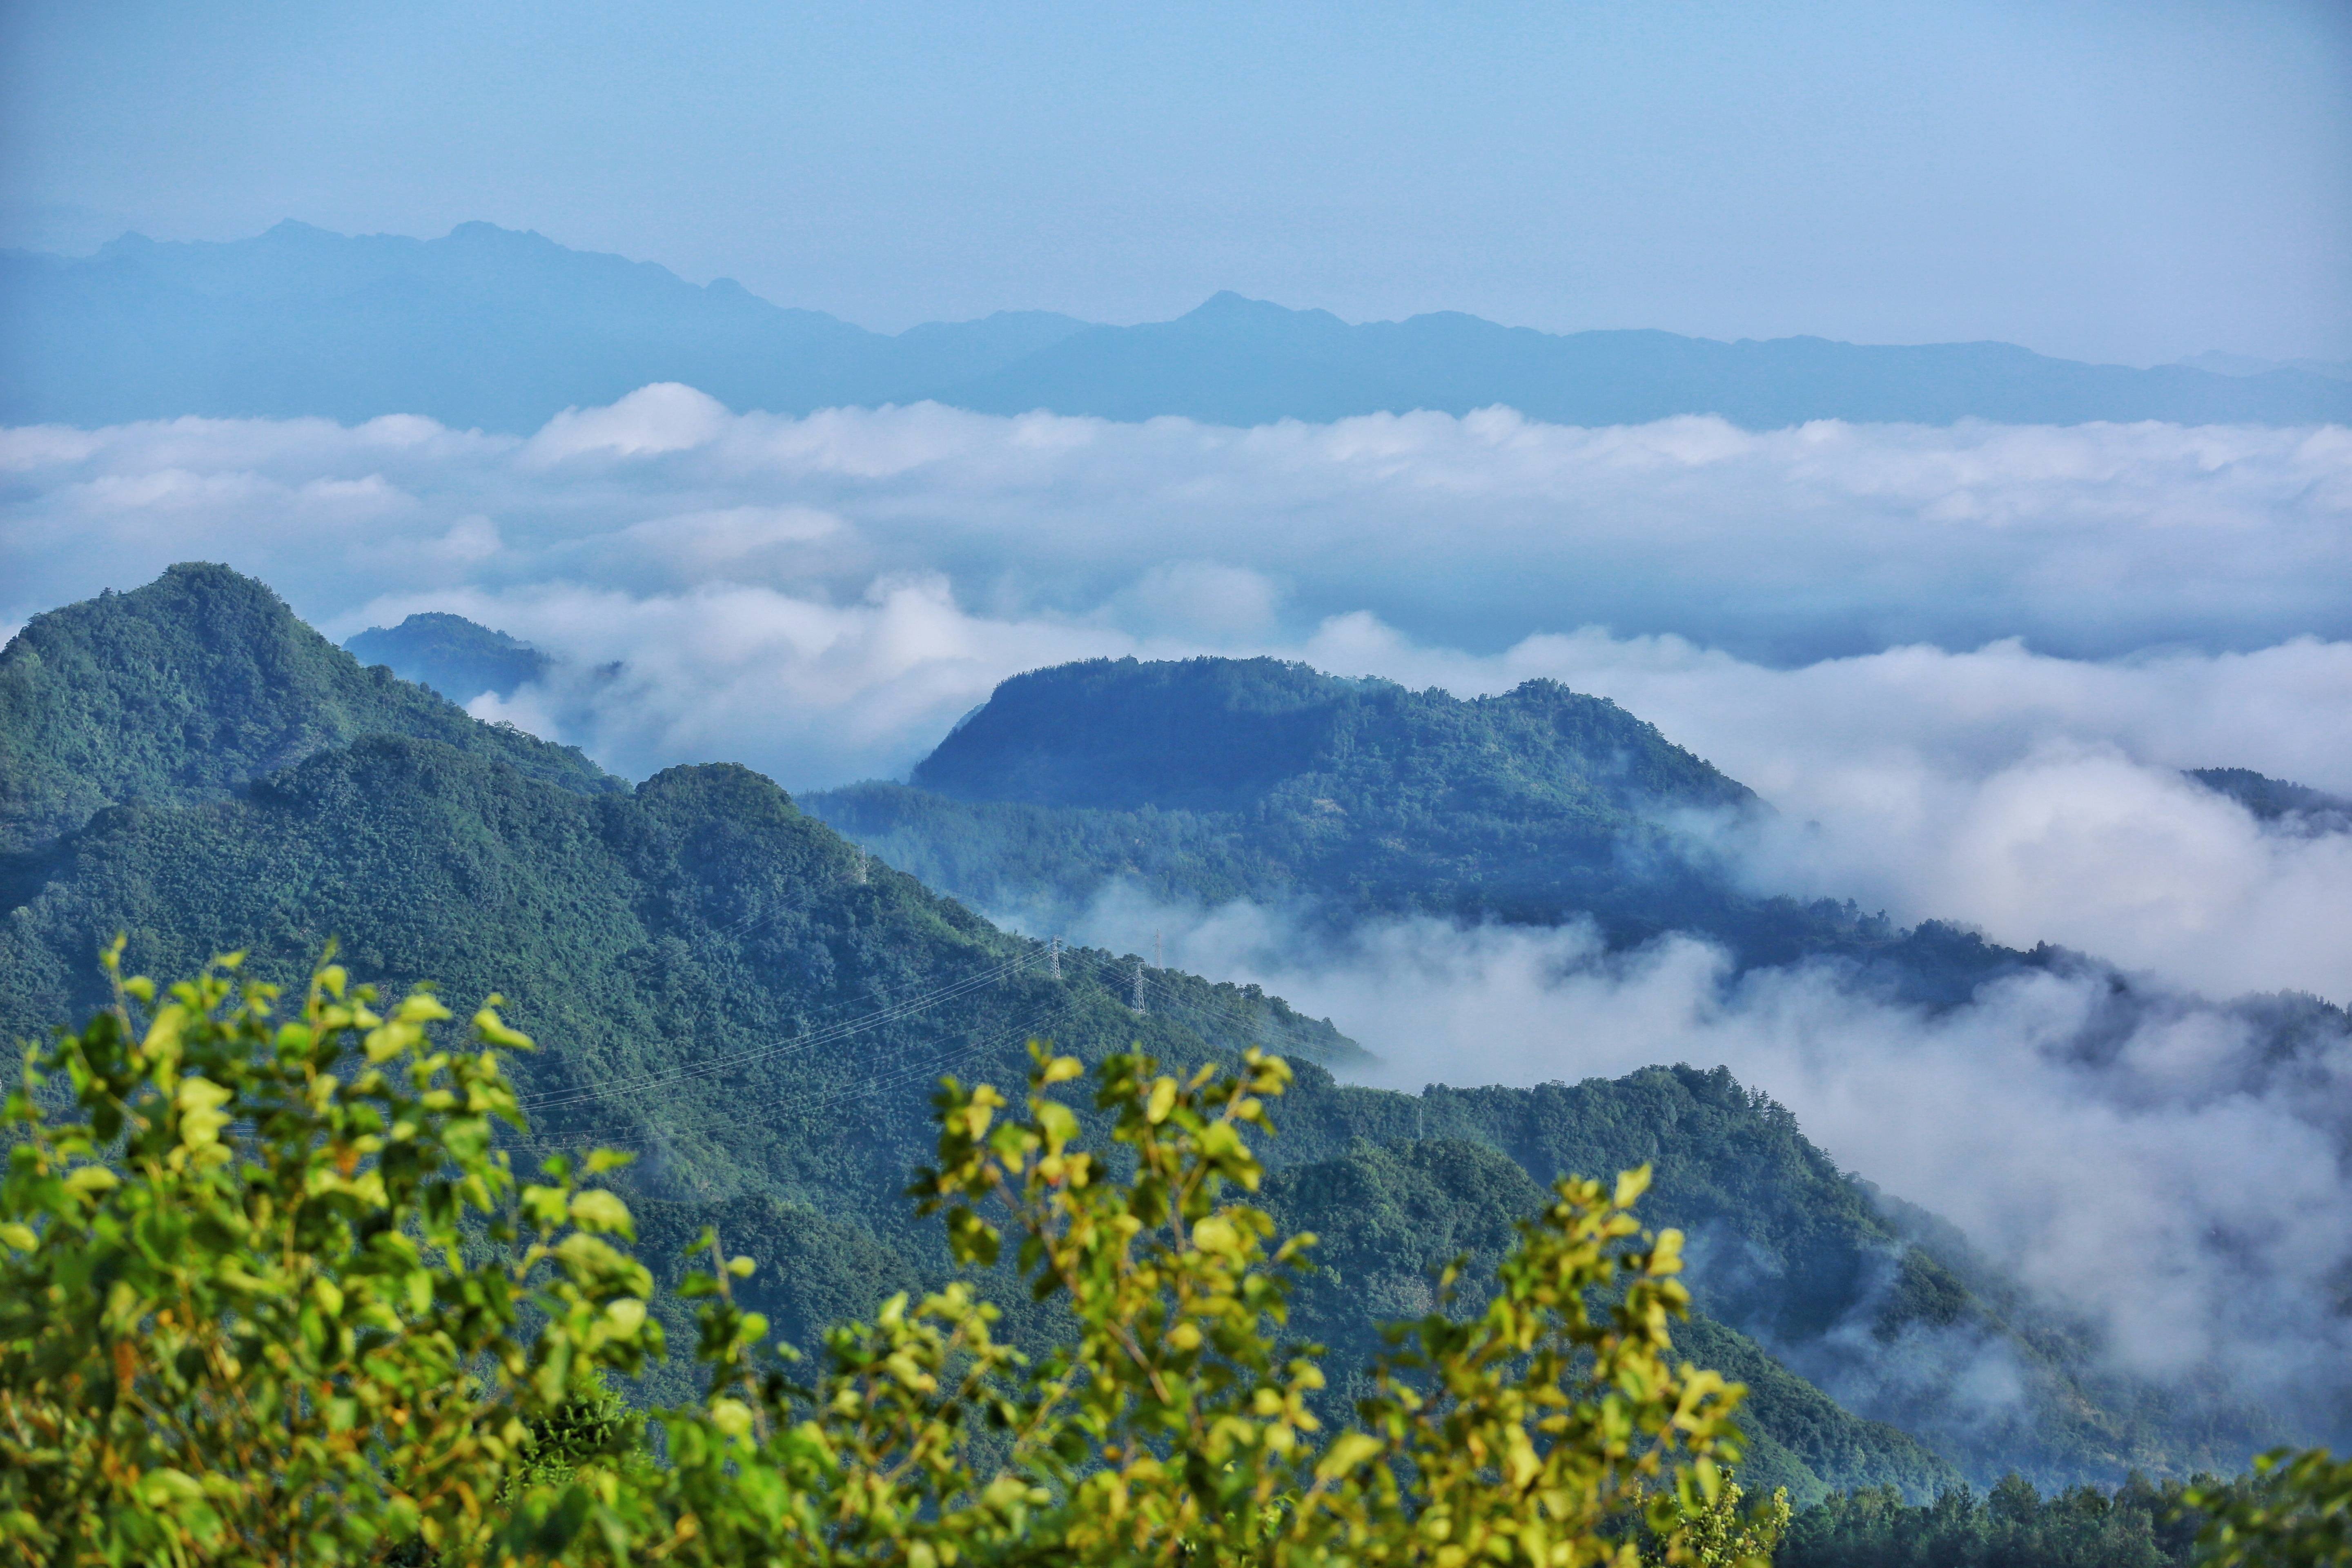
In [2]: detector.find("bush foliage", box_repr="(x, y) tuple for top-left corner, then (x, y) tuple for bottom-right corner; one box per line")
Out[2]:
(4, 948), (1780, 1566)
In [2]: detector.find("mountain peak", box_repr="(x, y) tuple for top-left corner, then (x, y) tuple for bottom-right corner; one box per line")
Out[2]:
(1188, 289), (1276, 315)
(1177, 290), (1350, 331)
(0, 565), (615, 854)
(910, 654), (1743, 817)
(444, 218), (559, 249)
(345, 612), (551, 704)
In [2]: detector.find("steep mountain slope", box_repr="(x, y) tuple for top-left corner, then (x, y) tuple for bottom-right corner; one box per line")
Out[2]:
(0, 562), (614, 856)
(1260, 1136), (1960, 1504)
(809, 657), (2043, 998)
(0, 568), (2268, 1490)
(8, 224), (2348, 430)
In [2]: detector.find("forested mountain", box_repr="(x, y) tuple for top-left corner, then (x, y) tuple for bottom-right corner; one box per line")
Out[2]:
(0, 567), (2280, 1495)
(7, 221), (2349, 431)
(808, 657), (2046, 1003)
(2187, 766), (2352, 835)
(0, 564), (613, 856)
(344, 611), (552, 704)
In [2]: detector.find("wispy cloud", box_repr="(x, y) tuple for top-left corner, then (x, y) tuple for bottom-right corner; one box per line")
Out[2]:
(1022, 884), (2352, 1448)
(1295, 621), (2352, 1002)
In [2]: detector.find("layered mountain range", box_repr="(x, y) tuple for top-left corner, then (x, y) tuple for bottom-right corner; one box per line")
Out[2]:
(7, 221), (2348, 431)
(0, 565), (2313, 1498)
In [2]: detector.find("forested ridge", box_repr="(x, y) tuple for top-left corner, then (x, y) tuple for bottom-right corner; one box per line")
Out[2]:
(0, 566), (2299, 1512)
(808, 657), (2052, 1003)
(0, 562), (612, 857)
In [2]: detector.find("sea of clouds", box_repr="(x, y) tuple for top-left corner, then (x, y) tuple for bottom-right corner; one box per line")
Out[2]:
(6, 386), (2350, 1441)
(6, 386), (2349, 1001)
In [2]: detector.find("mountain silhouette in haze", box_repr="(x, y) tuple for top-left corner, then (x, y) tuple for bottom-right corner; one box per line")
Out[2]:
(954, 291), (2352, 428)
(7, 222), (2349, 431)
(0, 221), (1090, 430)
(345, 611), (552, 705)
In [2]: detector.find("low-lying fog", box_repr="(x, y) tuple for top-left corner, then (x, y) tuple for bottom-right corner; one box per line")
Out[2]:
(7, 387), (2348, 1441)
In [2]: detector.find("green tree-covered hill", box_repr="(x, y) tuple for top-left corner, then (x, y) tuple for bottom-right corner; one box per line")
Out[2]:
(808, 657), (2047, 999)
(344, 609), (553, 704)
(913, 656), (1753, 820)
(0, 562), (613, 856)
(1258, 1135), (1960, 1505)
(0, 568), (2272, 1493)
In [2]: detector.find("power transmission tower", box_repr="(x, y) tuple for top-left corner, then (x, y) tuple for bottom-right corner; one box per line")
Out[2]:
(852, 847), (869, 884)
(1048, 935), (1062, 980)
(1131, 956), (1147, 1015)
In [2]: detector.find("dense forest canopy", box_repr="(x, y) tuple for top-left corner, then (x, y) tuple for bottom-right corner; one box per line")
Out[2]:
(0, 564), (613, 857)
(0, 566), (2321, 1514)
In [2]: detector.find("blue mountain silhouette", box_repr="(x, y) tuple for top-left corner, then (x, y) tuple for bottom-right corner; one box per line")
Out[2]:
(6, 222), (2345, 431)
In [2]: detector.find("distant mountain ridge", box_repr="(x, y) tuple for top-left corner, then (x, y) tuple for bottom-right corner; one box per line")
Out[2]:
(811, 655), (2049, 1000)
(956, 291), (2352, 429)
(345, 611), (552, 704)
(6, 221), (2347, 431)
(0, 221), (1090, 432)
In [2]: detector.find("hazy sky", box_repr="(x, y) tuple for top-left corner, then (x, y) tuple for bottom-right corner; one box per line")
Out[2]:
(3, 0), (2347, 364)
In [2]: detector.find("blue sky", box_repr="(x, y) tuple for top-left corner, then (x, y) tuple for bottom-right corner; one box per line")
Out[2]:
(3, 0), (2347, 364)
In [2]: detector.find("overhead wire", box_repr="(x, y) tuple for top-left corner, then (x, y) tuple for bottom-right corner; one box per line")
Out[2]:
(1051, 942), (1334, 1060)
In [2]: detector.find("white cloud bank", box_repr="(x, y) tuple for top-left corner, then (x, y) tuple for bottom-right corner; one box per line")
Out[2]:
(4, 390), (2347, 1002)
(7, 387), (2351, 664)
(6, 388), (2351, 1441)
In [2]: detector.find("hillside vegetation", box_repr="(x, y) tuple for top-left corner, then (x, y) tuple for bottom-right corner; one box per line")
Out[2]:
(2, 965), (1797, 1565)
(0, 567), (2278, 1494)
(810, 657), (2043, 1002)
(0, 563), (613, 856)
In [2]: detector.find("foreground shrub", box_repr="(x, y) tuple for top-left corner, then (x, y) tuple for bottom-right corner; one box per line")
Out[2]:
(2186, 1448), (2351, 1568)
(0, 945), (652, 1564)
(4, 948), (1791, 1564)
